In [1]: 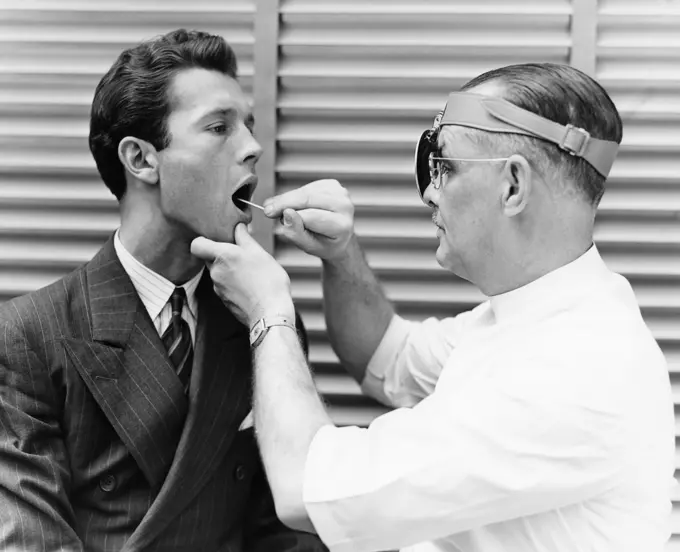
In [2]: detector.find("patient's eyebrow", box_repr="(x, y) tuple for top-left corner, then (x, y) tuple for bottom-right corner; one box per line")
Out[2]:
(195, 107), (236, 123)
(195, 107), (255, 130)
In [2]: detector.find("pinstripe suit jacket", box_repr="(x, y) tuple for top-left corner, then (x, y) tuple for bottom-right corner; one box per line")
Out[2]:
(0, 237), (326, 552)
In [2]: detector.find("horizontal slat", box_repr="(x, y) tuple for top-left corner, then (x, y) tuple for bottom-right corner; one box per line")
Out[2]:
(1, 30), (254, 46)
(599, 27), (680, 49)
(671, 503), (680, 537)
(0, 176), (117, 206)
(598, 76), (680, 90)
(280, 0), (571, 16)
(326, 404), (389, 427)
(279, 58), (568, 79)
(599, 0), (680, 18)
(597, 63), (680, 83)
(281, 29), (569, 46)
(667, 534), (680, 552)
(2, 2), (255, 13)
(674, 411), (680, 438)
(598, 46), (680, 61)
(0, 236), (105, 269)
(613, 96), (680, 122)
(315, 372), (362, 400)
(281, 25), (568, 48)
(665, 346), (680, 375)
(670, 376), (680, 404)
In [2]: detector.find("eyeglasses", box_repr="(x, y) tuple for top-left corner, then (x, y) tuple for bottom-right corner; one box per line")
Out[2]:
(428, 155), (510, 191)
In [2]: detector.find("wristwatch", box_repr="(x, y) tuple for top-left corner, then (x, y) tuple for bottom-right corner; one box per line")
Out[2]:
(249, 316), (297, 349)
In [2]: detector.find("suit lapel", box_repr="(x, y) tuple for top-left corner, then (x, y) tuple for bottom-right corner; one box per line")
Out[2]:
(124, 272), (253, 551)
(63, 237), (188, 489)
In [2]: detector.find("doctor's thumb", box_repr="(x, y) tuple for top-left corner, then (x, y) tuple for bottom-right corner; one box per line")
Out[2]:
(190, 236), (219, 262)
(282, 209), (304, 231)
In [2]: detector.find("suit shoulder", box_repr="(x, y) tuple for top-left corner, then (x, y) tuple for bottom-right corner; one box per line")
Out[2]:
(0, 264), (89, 344)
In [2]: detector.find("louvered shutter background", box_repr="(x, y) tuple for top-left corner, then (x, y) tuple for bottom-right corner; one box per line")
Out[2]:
(0, 1), (256, 301)
(1, 0), (679, 546)
(595, 1), (680, 548)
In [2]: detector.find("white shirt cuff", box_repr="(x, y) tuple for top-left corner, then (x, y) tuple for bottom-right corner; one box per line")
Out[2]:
(360, 315), (412, 405)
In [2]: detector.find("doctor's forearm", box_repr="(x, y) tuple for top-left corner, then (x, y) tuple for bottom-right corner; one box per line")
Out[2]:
(322, 235), (394, 383)
(252, 324), (333, 533)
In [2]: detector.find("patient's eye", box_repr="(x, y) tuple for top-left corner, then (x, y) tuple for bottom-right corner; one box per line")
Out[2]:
(208, 123), (228, 135)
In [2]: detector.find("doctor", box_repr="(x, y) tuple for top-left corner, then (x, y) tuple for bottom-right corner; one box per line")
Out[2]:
(192, 62), (675, 552)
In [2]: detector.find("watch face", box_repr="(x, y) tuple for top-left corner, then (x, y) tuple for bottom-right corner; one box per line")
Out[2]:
(250, 323), (264, 345)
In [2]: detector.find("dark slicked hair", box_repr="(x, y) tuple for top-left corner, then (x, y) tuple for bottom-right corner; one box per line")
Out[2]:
(89, 29), (238, 200)
(461, 63), (623, 206)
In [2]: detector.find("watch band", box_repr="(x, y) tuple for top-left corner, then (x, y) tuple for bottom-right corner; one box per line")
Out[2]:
(249, 316), (297, 349)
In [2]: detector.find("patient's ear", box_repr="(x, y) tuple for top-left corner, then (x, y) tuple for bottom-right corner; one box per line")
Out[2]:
(118, 137), (159, 186)
(500, 154), (532, 217)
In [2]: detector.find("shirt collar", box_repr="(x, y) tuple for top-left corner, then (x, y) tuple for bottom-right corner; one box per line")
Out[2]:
(113, 230), (203, 322)
(488, 245), (610, 324)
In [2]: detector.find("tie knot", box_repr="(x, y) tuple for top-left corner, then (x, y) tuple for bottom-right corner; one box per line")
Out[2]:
(170, 287), (186, 315)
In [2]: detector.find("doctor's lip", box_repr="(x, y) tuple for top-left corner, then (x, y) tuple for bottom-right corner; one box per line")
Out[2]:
(432, 213), (443, 229)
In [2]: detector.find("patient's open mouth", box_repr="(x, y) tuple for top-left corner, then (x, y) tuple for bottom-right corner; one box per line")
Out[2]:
(232, 180), (257, 211)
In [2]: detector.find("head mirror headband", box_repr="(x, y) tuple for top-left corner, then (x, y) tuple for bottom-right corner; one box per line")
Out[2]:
(414, 92), (621, 202)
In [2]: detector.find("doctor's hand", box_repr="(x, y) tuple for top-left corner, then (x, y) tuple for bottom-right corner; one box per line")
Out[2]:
(263, 179), (355, 262)
(191, 224), (294, 328)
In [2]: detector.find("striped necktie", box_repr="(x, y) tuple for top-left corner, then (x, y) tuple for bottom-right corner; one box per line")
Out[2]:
(161, 287), (193, 393)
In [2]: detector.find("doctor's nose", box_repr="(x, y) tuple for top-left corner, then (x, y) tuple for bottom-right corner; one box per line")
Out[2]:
(422, 181), (440, 209)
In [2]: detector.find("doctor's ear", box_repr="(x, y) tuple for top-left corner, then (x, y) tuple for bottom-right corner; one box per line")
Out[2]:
(118, 137), (160, 186)
(500, 154), (532, 217)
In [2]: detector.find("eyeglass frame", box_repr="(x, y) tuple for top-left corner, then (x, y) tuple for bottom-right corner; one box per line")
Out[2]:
(427, 154), (510, 192)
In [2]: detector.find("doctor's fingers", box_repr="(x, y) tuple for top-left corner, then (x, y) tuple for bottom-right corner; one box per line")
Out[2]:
(288, 208), (353, 239)
(264, 183), (353, 218)
(274, 209), (323, 250)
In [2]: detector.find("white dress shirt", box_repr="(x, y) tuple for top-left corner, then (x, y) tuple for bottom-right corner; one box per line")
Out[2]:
(303, 246), (675, 552)
(113, 231), (202, 343)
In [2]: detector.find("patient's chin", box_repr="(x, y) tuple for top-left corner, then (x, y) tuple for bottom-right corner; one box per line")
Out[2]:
(198, 220), (237, 245)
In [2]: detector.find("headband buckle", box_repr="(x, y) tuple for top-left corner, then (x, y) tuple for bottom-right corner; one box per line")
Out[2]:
(559, 124), (590, 157)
